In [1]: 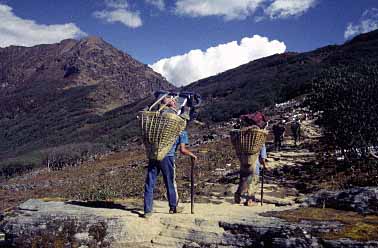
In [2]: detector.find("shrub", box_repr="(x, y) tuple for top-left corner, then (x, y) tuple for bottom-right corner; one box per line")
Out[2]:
(309, 64), (378, 160)
(42, 143), (108, 170)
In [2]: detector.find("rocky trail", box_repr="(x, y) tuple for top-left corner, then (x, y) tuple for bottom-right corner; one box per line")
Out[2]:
(2, 108), (378, 247)
(3, 139), (376, 247)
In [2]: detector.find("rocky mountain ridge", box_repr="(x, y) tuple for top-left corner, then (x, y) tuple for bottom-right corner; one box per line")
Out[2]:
(187, 29), (378, 122)
(0, 36), (172, 115)
(0, 36), (173, 160)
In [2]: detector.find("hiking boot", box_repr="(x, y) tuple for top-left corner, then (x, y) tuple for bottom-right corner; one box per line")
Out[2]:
(169, 206), (184, 214)
(142, 212), (153, 219)
(244, 200), (257, 206)
(234, 193), (241, 204)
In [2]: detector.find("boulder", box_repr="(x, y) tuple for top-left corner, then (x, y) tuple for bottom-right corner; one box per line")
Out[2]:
(303, 187), (378, 214)
(1, 199), (161, 247)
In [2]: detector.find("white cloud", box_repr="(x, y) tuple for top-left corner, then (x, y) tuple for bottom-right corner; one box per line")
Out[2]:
(93, 0), (142, 28)
(264, 0), (317, 19)
(344, 8), (378, 39)
(145, 0), (165, 11)
(151, 35), (286, 86)
(174, 0), (316, 21)
(174, 0), (265, 20)
(0, 4), (85, 47)
(93, 9), (142, 28)
(104, 0), (129, 9)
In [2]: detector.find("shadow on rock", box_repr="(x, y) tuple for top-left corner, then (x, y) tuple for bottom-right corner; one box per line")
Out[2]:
(66, 201), (144, 217)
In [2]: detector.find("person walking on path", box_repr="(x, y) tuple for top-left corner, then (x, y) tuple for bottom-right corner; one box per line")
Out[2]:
(143, 96), (197, 218)
(234, 143), (267, 206)
(273, 120), (286, 151)
(291, 119), (301, 146)
(234, 112), (268, 206)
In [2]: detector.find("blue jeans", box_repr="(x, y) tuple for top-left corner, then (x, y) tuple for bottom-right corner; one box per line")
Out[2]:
(144, 156), (178, 213)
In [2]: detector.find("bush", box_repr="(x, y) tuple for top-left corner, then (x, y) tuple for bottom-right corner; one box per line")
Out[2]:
(71, 181), (119, 201)
(0, 151), (43, 178)
(42, 143), (108, 170)
(309, 64), (378, 160)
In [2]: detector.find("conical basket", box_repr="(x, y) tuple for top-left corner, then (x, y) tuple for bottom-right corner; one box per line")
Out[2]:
(139, 111), (186, 161)
(230, 128), (268, 165)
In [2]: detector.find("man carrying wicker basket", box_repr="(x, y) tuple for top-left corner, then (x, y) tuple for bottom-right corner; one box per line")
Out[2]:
(141, 95), (197, 218)
(231, 112), (268, 206)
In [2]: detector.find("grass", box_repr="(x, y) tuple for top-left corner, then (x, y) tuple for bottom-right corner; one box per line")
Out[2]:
(266, 208), (378, 241)
(0, 151), (44, 169)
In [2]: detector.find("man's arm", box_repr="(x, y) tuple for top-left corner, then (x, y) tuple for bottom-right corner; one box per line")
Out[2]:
(179, 144), (198, 160)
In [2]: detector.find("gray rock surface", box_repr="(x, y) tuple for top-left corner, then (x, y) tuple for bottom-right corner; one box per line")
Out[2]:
(1, 199), (377, 247)
(321, 239), (378, 248)
(1, 199), (161, 248)
(303, 187), (378, 214)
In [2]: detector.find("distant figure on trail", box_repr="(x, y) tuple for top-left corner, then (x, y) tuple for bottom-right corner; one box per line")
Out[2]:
(143, 95), (197, 218)
(291, 119), (301, 146)
(273, 120), (286, 151)
(234, 112), (268, 206)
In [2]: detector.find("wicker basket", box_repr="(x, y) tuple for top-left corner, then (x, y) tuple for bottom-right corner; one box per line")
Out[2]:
(230, 127), (268, 165)
(139, 110), (186, 161)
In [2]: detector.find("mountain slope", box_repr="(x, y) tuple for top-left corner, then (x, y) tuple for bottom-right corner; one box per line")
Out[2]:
(2, 30), (378, 165)
(186, 29), (378, 122)
(0, 37), (173, 160)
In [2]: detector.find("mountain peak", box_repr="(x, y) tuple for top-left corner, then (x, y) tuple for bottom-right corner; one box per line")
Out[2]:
(78, 36), (108, 47)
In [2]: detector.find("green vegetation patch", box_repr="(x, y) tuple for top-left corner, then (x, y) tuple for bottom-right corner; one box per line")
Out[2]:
(264, 207), (378, 241)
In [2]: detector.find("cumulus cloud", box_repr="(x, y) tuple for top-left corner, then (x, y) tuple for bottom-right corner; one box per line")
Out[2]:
(145, 0), (165, 11)
(93, 9), (142, 28)
(151, 35), (286, 86)
(93, 0), (142, 28)
(344, 8), (378, 39)
(0, 4), (85, 47)
(264, 0), (317, 19)
(174, 0), (316, 21)
(174, 0), (265, 20)
(104, 0), (129, 9)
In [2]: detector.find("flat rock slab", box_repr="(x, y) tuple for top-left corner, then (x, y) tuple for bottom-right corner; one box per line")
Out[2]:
(1, 199), (312, 247)
(2, 199), (378, 247)
(2, 199), (162, 247)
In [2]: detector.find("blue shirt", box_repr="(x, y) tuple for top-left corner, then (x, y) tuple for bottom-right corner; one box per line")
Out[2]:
(255, 144), (267, 176)
(166, 131), (189, 157)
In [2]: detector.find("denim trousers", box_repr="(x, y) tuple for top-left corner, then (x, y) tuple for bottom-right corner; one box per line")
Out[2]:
(144, 156), (178, 213)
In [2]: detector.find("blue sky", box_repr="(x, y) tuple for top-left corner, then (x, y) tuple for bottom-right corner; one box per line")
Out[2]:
(1, 0), (378, 85)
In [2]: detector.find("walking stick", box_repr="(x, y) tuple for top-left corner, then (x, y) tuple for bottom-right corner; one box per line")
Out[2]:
(260, 167), (264, 206)
(191, 157), (195, 214)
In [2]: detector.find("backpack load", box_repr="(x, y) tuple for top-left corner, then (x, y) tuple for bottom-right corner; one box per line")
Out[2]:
(230, 112), (269, 165)
(138, 91), (201, 161)
(140, 110), (186, 161)
(230, 127), (268, 165)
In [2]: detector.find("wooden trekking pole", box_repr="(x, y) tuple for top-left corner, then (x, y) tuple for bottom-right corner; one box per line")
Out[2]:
(260, 167), (264, 206)
(191, 157), (195, 214)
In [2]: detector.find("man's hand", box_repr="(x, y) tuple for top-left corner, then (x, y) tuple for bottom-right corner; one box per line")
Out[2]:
(260, 158), (267, 169)
(180, 143), (198, 161)
(191, 154), (198, 161)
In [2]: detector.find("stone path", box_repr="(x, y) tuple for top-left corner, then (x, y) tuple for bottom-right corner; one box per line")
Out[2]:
(4, 118), (353, 247)
(1, 198), (300, 248)
(1, 139), (320, 247)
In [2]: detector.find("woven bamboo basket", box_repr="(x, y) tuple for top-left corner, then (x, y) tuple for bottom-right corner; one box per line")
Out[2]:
(230, 127), (268, 165)
(139, 110), (186, 161)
